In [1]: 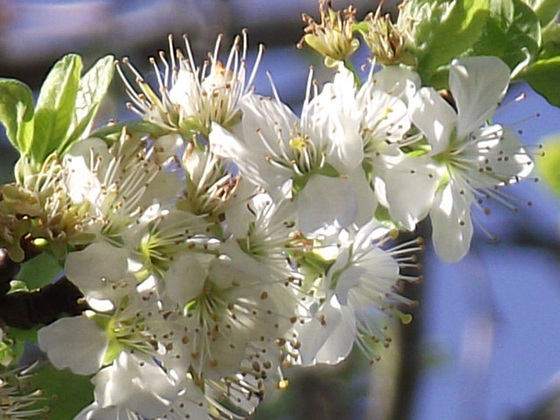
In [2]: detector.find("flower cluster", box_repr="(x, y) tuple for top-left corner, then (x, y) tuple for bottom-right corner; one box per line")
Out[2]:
(0, 0), (544, 418)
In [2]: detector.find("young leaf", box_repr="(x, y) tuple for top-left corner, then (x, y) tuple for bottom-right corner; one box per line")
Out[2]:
(91, 120), (169, 143)
(400, 0), (490, 86)
(15, 252), (62, 290)
(60, 55), (115, 155)
(32, 54), (83, 163)
(521, 0), (560, 26)
(470, 0), (541, 70)
(537, 134), (560, 195)
(540, 22), (560, 58)
(522, 56), (560, 105)
(27, 363), (94, 419)
(0, 79), (35, 154)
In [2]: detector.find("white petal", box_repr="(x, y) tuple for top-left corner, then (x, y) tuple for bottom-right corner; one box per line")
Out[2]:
(430, 181), (474, 262)
(377, 154), (440, 230)
(353, 219), (391, 249)
(209, 122), (290, 190)
(151, 133), (183, 164)
(362, 89), (411, 143)
(350, 169), (378, 227)
(73, 402), (122, 420)
(164, 253), (206, 306)
(161, 379), (208, 419)
(369, 65), (421, 101)
(297, 173), (375, 236)
(334, 265), (367, 305)
(240, 94), (298, 155)
(323, 114), (364, 173)
(484, 125), (534, 182)
(138, 169), (182, 209)
(63, 138), (109, 205)
(65, 241), (129, 301)
(297, 296), (357, 366)
(169, 69), (198, 110)
(311, 65), (363, 172)
(38, 316), (108, 375)
(450, 56), (510, 138)
(409, 88), (457, 155)
(93, 353), (175, 418)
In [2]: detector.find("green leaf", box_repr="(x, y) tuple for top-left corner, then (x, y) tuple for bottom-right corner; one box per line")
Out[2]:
(0, 79), (35, 154)
(15, 252), (62, 290)
(522, 56), (560, 105)
(521, 0), (560, 26)
(470, 0), (541, 70)
(7, 327), (38, 344)
(5, 327), (38, 365)
(401, 0), (490, 86)
(91, 120), (168, 143)
(540, 22), (560, 58)
(537, 135), (560, 195)
(60, 55), (115, 155)
(32, 54), (83, 163)
(27, 363), (94, 419)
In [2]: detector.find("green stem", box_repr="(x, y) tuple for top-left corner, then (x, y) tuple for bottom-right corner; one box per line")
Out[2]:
(343, 60), (362, 88)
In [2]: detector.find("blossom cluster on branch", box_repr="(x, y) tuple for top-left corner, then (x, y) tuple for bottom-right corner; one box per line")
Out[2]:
(0, 0), (557, 418)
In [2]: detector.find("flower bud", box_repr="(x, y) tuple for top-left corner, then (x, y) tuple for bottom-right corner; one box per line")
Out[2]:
(298, 1), (360, 67)
(363, 10), (409, 66)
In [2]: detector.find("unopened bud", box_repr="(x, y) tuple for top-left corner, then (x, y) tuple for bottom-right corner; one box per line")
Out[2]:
(363, 10), (408, 66)
(298, 1), (360, 67)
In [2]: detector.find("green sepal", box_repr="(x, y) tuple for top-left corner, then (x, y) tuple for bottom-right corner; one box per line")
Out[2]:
(103, 337), (122, 365)
(91, 313), (122, 365)
(362, 160), (374, 183)
(0, 79), (35, 154)
(469, 0), (541, 70)
(352, 21), (370, 34)
(373, 205), (407, 231)
(8, 280), (28, 292)
(297, 250), (335, 292)
(291, 163), (340, 195)
(33, 54), (83, 163)
(91, 313), (112, 331)
(374, 204), (393, 223)
(536, 135), (560, 196)
(27, 363), (94, 419)
(402, 0), (490, 87)
(406, 145), (431, 157)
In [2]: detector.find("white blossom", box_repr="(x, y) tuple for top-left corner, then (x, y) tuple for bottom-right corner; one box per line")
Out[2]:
(209, 68), (376, 236)
(409, 56), (534, 261)
(117, 31), (262, 138)
(296, 220), (421, 365)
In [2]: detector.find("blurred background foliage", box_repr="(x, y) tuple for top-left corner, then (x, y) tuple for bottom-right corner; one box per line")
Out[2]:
(0, 1), (559, 419)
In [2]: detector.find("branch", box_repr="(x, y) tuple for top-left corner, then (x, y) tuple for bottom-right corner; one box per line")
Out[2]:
(0, 249), (88, 330)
